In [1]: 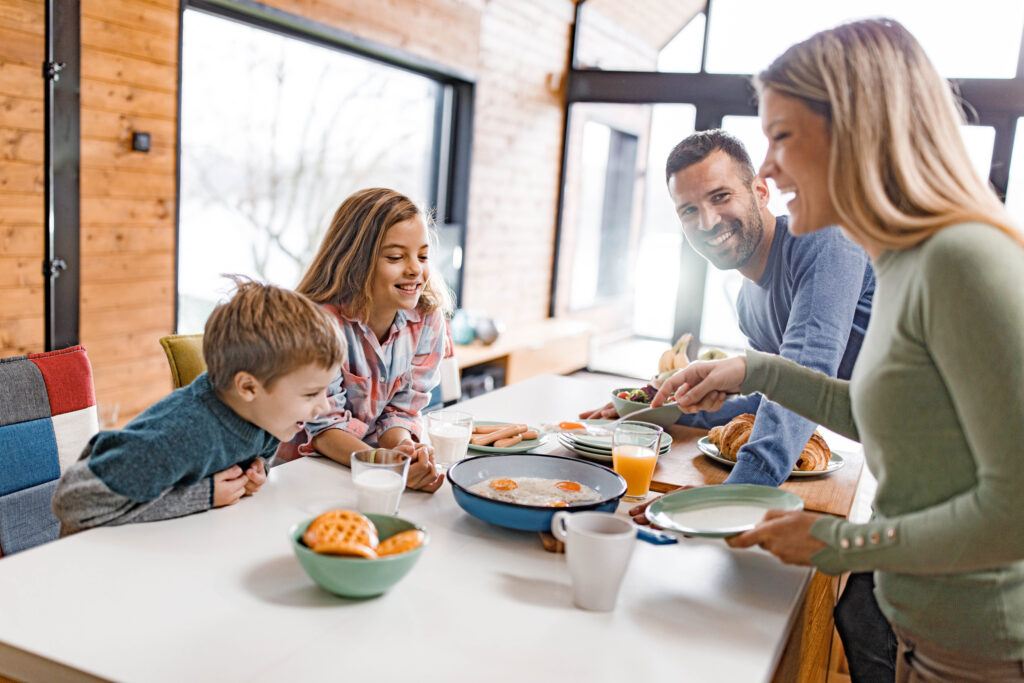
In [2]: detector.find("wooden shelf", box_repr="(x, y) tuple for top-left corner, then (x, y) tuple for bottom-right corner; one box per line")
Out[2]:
(453, 318), (592, 384)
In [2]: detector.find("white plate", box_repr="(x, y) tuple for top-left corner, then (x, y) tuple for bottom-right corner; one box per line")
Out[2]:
(564, 420), (671, 451)
(558, 434), (670, 463)
(696, 436), (846, 477)
(560, 434), (671, 456)
(558, 435), (613, 462)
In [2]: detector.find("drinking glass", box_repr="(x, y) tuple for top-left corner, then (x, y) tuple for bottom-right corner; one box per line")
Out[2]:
(426, 410), (473, 471)
(350, 449), (410, 515)
(611, 422), (663, 501)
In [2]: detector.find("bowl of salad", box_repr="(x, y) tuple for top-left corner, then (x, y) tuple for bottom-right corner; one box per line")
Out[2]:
(610, 385), (683, 428)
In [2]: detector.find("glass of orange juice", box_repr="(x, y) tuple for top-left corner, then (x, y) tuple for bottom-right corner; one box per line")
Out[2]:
(611, 422), (664, 501)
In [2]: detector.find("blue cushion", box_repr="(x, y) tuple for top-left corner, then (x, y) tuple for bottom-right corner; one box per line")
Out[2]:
(0, 419), (61, 497)
(0, 479), (60, 554)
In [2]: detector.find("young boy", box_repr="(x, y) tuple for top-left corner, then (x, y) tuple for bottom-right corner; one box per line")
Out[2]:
(52, 279), (345, 536)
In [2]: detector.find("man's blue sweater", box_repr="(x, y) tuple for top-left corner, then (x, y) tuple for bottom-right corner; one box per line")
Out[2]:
(678, 217), (874, 485)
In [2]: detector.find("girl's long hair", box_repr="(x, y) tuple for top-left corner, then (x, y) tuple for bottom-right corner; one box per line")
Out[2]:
(297, 188), (453, 320)
(755, 18), (1021, 250)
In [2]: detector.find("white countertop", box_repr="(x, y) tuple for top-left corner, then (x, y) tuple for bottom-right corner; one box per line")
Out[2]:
(0, 375), (811, 683)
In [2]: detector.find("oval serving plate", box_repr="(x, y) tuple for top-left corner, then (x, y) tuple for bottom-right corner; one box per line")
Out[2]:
(646, 484), (804, 538)
(468, 421), (547, 454)
(697, 436), (845, 478)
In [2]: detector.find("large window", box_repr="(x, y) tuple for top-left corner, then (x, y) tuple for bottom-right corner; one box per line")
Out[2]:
(177, 4), (472, 332)
(560, 1), (1024, 355)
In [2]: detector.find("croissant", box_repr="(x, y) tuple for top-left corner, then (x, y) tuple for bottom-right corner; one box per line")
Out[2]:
(707, 413), (831, 471)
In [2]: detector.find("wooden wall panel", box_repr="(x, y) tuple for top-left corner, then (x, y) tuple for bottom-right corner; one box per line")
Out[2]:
(0, 0), (43, 357)
(75, 0), (181, 419)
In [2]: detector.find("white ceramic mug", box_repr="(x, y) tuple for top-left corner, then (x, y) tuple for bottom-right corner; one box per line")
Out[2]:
(551, 511), (637, 611)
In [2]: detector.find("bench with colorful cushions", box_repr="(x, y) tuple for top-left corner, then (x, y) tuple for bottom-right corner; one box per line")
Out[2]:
(0, 345), (97, 556)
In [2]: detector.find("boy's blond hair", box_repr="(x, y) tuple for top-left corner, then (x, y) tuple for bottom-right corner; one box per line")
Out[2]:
(203, 277), (346, 392)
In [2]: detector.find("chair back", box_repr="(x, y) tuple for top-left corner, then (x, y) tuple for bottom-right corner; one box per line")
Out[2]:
(0, 345), (97, 555)
(159, 334), (206, 389)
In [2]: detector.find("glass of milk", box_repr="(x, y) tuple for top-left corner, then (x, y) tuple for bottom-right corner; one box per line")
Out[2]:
(350, 449), (410, 515)
(426, 410), (473, 471)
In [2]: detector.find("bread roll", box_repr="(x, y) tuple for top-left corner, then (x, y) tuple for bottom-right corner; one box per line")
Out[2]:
(707, 413), (831, 471)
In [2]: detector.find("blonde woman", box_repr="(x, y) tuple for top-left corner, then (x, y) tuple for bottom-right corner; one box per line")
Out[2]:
(294, 188), (453, 492)
(655, 19), (1024, 681)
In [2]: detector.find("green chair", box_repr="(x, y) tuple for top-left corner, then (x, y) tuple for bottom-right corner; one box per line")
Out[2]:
(159, 334), (206, 389)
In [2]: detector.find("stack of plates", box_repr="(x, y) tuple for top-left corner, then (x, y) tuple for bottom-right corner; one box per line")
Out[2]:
(558, 420), (672, 463)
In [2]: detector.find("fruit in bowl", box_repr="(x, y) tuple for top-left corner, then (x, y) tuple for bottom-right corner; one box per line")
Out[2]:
(610, 386), (682, 428)
(290, 510), (428, 598)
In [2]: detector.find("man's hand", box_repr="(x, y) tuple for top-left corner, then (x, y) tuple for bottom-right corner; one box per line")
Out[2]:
(394, 441), (444, 493)
(212, 465), (248, 507)
(243, 458), (267, 496)
(578, 402), (619, 420)
(652, 356), (747, 412)
(725, 509), (826, 565)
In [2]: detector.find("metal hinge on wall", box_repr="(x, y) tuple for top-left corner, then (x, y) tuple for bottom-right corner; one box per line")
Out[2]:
(43, 60), (65, 82)
(44, 258), (67, 279)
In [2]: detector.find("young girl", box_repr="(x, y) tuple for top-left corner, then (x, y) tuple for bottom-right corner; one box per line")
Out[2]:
(294, 188), (452, 492)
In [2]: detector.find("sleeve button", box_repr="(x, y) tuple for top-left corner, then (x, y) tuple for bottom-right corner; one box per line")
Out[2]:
(854, 535), (865, 547)
(871, 533), (881, 544)
(886, 528), (897, 540)
(840, 538), (851, 549)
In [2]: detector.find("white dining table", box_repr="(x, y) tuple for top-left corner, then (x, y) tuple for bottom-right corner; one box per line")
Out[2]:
(0, 374), (813, 683)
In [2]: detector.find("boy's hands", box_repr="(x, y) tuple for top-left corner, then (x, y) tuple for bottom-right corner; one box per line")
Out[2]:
(243, 458), (267, 496)
(213, 459), (268, 507)
(394, 440), (445, 492)
(212, 465), (248, 507)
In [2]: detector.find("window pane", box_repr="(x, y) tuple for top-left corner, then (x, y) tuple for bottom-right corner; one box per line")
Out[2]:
(568, 121), (640, 309)
(633, 104), (697, 338)
(960, 125), (995, 184)
(178, 10), (441, 332)
(575, 0), (706, 72)
(1004, 118), (1024, 228)
(706, 0), (1024, 78)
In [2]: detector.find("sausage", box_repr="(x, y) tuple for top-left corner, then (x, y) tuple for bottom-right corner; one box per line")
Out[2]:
(493, 434), (524, 448)
(472, 424), (507, 434)
(470, 423), (526, 446)
(520, 430), (538, 440)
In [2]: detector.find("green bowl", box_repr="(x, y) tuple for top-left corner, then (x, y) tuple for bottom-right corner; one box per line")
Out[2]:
(610, 387), (683, 428)
(290, 513), (428, 598)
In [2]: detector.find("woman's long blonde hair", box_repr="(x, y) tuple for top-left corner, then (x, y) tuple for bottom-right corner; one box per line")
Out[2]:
(297, 188), (453, 321)
(755, 18), (1021, 250)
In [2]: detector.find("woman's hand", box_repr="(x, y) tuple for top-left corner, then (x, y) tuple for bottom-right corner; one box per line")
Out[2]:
(212, 465), (248, 507)
(394, 440), (444, 493)
(726, 509), (826, 566)
(652, 357), (747, 413)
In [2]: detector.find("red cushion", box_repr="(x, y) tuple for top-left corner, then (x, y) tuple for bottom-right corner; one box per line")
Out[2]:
(28, 345), (96, 416)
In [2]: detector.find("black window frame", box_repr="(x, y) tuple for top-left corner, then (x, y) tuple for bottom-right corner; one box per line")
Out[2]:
(556, 0), (1024, 344)
(175, 0), (475, 328)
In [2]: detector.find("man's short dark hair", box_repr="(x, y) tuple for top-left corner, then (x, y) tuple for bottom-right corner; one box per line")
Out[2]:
(665, 129), (756, 184)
